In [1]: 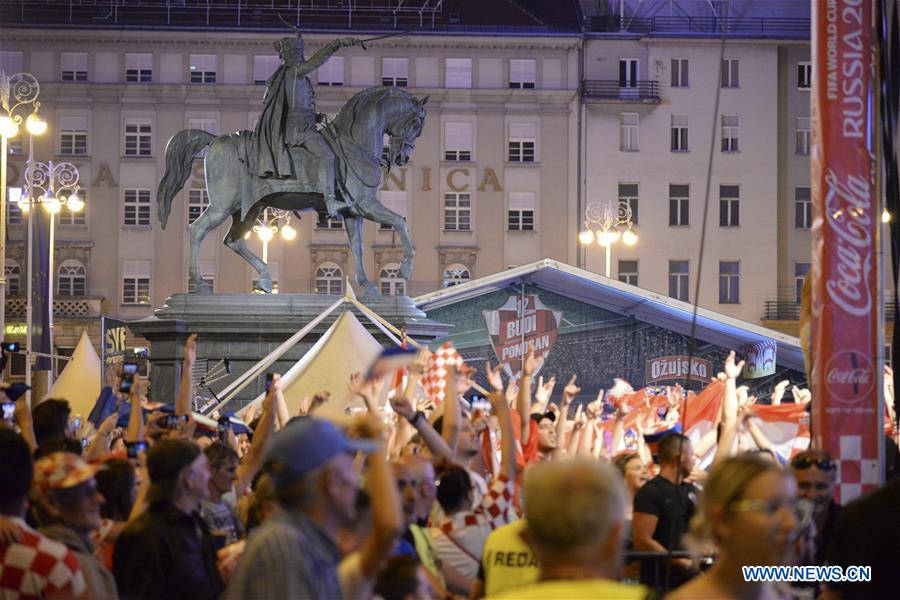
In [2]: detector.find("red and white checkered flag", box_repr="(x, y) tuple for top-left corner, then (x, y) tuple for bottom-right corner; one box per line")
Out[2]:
(421, 342), (464, 408)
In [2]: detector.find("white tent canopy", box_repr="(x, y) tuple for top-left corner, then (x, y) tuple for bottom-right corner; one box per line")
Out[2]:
(239, 310), (385, 419)
(44, 331), (101, 416)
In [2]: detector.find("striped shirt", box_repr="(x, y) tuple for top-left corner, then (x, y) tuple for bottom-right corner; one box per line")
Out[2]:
(224, 509), (342, 599)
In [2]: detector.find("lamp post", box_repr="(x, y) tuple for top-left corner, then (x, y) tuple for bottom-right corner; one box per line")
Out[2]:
(578, 198), (638, 278)
(16, 160), (82, 392)
(248, 207), (297, 265)
(0, 71), (44, 343)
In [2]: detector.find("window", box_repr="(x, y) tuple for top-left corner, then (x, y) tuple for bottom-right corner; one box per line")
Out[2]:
(315, 263), (344, 295)
(188, 189), (209, 225)
(0, 51), (23, 75)
(443, 264), (471, 288)
(797, 61), (812, 89)
(619, 58), (638, 88)
(443, 122), (473, 161)
(382, 58), (408, 87)
(719, 261), (740, 304)
(443, 193), (472, 231)
(669, 261), (690, 301)
(58, 116), (88, 155)
(7, 139), (23, 155)
(315, 213), (344, 230)
(122, 260), (151, 305)
(721, 58), (740, 88)
(509, 59), (536, 89)
(380, 263), (405, 296)
(60, 52), (88, 82)
(721, 115), (739, 152)
(508, 192), (535, 231)
(5, 260), (20, 296)
(795, 186), (812, 229)
(619, 183), (639, 225)
(318, 57), (344, 86)
(671, 58), (689, 88)
(189, 54), (217, 84)
(378, 191), (408, 230)
(58, 260), (86, 297)
(796, 117), (811, 155)
(445, 58), (472, 88)
(620, 113), (639, 151)
(671, 115), (689, 151)
(58, 188), (86, 226)
(123, 189), (151, 226)
(124, 119), (152, 156)
(719, 185), (740, 227)
(252, 55), (279, 85)
(7, 188), (23, 225)
(188, 262), (216, 293)
(125, 53), (153, 83)
(508, 123), (536, 162)
(669, 184), (690, 226)
(795, 262), (810, 304)
(618, 260), (638, 286)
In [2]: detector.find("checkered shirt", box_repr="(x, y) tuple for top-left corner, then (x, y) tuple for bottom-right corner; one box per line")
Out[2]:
(421, 342), (464, 408)
(431, 474), (515, 581)
(0, 517), (86, 599)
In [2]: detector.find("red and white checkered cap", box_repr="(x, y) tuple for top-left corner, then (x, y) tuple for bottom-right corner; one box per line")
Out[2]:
(32, 452), (101, 497)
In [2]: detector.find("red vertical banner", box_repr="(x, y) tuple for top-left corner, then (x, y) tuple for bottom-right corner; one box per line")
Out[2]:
(811, 0), (882, 503)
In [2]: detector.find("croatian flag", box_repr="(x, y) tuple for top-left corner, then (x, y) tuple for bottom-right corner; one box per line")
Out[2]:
(742, 403), (811, 464)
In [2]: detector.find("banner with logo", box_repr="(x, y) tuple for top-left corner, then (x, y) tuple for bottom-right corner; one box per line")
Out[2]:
(483, 294), (562, 378)
(742, 340), (778, 379)
(811, 0), (882, 502)
(645, 355), (711, 385)
(101, 317), (128, 384)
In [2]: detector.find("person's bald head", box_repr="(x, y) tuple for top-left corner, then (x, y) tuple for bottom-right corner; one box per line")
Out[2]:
(399, 455), (436, 520)
(521, 458), (627, 577)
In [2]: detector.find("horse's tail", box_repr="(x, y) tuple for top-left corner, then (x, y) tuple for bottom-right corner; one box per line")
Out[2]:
(157, 129), (215, 229)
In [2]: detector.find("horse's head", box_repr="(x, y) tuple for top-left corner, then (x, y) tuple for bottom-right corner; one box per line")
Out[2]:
(385, 94), (428, 167)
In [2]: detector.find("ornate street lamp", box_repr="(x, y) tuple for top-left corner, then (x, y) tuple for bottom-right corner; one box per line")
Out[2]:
(578, 198), (638, 278)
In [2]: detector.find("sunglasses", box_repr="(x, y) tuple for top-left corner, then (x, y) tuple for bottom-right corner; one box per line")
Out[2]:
(790, 454), (836, 471)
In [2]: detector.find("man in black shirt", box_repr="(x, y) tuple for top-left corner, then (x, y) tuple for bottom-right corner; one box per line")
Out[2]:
(113, 439), (225, 600)
(632, 433), (698, 592)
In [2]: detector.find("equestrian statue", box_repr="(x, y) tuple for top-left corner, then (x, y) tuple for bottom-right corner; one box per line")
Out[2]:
(156, 31), (428, 295)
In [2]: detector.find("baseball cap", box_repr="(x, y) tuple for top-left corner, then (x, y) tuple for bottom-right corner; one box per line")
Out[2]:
(32, 452), (102, 497)
(264, 417), (375, 484)
(146, 439), (202, 503)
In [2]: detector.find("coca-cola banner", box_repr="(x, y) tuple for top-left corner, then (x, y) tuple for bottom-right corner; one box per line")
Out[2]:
(483, 294), (561, 378)
(811, 0), (882, 502)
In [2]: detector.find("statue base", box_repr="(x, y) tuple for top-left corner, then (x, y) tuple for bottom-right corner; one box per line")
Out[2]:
(127, 293), (450, 408)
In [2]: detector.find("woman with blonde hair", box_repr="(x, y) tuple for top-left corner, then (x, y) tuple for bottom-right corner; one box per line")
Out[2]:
(669, 454), (799, 599)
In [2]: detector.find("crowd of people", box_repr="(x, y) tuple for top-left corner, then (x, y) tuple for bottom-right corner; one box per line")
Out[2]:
(0, 334), (897, 599)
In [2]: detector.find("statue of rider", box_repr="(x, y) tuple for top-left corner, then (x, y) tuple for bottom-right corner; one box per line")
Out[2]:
(249, 32), (360, 218)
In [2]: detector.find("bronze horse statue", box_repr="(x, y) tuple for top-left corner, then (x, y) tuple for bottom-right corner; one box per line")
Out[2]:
(157, 87), (427, 295)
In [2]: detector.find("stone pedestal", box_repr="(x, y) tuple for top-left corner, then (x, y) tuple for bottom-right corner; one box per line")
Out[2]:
(127, 293), (450, 408)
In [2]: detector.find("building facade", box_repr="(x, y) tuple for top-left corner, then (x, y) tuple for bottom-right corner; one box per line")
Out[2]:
(3, 0), (871, 365)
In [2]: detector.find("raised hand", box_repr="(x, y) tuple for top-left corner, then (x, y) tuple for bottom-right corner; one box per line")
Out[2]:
(184, 334), (198, 365)
(771, 380), (790, 405)
(522, 345), (538, 377)
(485, 361), (504, 392)
(724, 350), (745, 380)
(562, 375), (580, 403)
(534, 375), (556, 406)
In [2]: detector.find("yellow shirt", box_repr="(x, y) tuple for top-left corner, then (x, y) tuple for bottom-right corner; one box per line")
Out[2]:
(489, 578), (648, 599)
(481, 520), (539, 597)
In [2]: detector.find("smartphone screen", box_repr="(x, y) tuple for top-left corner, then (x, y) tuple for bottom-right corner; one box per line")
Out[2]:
(3, 342), (19, 353)
(1, 402), (15, 421)
(119, 372), (135, 395)
(122, 362), (138, 375)
(126, 441), (148, 459)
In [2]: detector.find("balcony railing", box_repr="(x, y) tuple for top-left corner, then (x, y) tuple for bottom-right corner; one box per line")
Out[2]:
(582, 80), (660, 101)
(587, 15), (810, 38)
(4, 295), (103, 319)
(763, 300), (898, 322)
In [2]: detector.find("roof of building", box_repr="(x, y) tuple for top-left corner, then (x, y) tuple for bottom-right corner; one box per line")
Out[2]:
(0, 0), (584, 35)
(414, 258), (805, 371)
